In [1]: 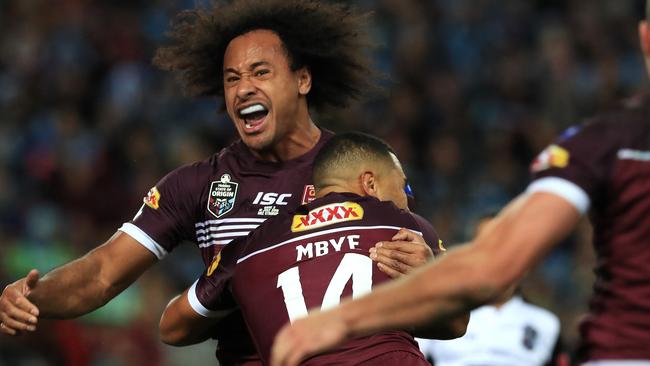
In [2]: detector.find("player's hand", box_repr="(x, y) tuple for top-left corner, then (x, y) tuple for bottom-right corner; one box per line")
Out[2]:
(271, 309), (348, 366)
(369, 228), (433, 278)
(0, 269), (40, 335)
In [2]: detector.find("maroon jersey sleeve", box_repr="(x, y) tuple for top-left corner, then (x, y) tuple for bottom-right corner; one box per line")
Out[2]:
(527, 121), (618, 214)
(189, 237), (247, 317)
(118, 163), (205, 259)
(409, 212), (443, 256)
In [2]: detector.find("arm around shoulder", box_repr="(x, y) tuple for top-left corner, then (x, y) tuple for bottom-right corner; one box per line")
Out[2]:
(159, 287), (225, 346)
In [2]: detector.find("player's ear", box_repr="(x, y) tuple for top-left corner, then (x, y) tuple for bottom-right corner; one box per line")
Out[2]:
(360, 171), (378, 197)
(297, 66), (312, 95)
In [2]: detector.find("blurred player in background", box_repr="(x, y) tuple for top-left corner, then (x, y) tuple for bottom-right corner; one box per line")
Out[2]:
(0, 1), (435, 364)
(159, 132), (468, 365)
(416, 213), (567, 366)
(271, 4), (650, 366)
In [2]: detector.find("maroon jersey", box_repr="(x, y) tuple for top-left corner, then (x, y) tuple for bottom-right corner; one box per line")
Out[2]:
(118, 130), (333, 364)
(528, 97), (650, 362)
(191, 192), (440, 365)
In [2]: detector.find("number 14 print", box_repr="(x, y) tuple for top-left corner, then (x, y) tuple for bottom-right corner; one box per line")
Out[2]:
(277, 253), (373, 322)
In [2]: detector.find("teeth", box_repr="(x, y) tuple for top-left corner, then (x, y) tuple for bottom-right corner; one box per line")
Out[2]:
(240, 104), (266, 116)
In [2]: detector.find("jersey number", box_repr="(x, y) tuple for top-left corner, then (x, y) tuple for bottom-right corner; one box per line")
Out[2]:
(276, 253), (372, 322)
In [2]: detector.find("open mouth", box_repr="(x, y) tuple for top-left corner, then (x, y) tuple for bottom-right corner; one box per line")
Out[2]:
(238, 103), (269, 131)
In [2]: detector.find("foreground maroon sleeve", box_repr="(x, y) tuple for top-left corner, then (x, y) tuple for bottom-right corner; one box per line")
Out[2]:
(191, 237), (249, 316)
(529, 100), (650, 362)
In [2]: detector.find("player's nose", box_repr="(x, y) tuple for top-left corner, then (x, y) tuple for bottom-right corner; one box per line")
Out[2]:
(236, 74), (257, 100)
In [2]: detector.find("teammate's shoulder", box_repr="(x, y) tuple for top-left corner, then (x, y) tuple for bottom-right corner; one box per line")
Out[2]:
(365, 198), (430, 229)
(360, 196), (410, 219)
(406, 211), (433, 229)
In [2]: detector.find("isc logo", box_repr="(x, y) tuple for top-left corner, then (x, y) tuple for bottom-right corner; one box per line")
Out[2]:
(252, 192), (292, 206)
(291, 202), (363, 232)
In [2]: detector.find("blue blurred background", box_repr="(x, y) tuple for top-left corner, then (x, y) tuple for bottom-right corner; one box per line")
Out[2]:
(0, 0), (646, 364)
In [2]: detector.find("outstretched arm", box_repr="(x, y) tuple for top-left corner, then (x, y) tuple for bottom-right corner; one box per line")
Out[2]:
(0, 231), (157, 334)
(271, 191), (581, 366)
(0, 270), (40, 335)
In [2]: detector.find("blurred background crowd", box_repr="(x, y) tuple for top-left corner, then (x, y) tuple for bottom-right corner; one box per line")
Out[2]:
(0, 0), (646, 365)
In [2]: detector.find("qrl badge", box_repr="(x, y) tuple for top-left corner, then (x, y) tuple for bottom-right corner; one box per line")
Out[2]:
(530, 144), (570, 173)
(207, 174), (239, 218)
(144, 187), (161, 210)
(301, 185), (315, 204)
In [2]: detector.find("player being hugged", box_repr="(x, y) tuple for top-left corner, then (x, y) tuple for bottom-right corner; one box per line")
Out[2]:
(159, 132), (469, 366)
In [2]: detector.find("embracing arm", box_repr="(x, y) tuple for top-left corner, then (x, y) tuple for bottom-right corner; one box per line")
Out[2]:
(159, 284), (237, 346)
(0, 231), (157, 334)
(271, 191), (581, 366)
(159, 289), (219, 346)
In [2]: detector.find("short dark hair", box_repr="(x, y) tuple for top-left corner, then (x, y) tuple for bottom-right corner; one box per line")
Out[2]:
(153, 0), (377, 110)
(313, 132), (396, 189)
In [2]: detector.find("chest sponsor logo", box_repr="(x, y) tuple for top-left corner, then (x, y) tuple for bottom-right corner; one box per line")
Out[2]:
(252, 192), (292, 216)
(291, 202), (363, 232)
(252, 192), (292, 205)
(530, 144), (569, 173)
(301, 185), (315, 204)
(207, 174), (239, 218)
(144, 187), (161, 210)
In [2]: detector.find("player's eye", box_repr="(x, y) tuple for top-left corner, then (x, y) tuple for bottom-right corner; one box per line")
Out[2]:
(225, 75), (240, 83)
(254, 69), (270, 77)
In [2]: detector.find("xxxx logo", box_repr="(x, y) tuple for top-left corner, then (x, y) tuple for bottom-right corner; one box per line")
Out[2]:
(291, 202), (363, 232)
